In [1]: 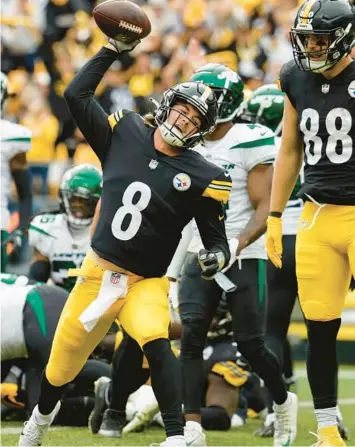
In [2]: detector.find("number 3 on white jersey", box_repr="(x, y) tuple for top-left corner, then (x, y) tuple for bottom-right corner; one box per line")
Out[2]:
(111, 181), (151, 241)
(300, 108), (353, 165)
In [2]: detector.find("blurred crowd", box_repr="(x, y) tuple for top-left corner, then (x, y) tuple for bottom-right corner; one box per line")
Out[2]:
(1, 0), (305, 193)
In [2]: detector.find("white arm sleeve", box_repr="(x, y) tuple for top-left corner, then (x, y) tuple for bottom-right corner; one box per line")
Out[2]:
(166, 220), (194, 279)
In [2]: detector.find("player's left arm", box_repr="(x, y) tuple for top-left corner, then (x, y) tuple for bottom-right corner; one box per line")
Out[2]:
(236, 163), (274, 254)
(10, 152), (33, 234)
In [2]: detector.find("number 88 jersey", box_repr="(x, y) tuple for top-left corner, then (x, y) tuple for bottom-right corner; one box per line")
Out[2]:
(279, 59), (355, 205)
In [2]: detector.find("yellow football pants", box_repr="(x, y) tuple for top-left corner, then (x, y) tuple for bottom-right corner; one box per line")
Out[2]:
(46, 254), (170, 387)
(296, 202), (355, 321)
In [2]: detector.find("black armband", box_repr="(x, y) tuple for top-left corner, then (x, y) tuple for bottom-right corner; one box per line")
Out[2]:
(29, 260), (51, 283)
(269, 211), (282, 218)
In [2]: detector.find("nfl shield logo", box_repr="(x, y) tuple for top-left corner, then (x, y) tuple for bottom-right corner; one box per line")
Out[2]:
(149, 159), (159, 170)
(321, 84), (330, 94)
(110, 272), (121, 284)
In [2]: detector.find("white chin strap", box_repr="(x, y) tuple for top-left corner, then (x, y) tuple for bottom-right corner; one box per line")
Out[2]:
(159, 120), (185, 147)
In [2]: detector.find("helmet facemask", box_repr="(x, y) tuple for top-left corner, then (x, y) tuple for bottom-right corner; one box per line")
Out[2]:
(59, 164), (102, 231)
(155, 82), (217, 148)
(60, 189), (99, 230)
(158, 102), (205, 147)
(290, 23), (355, 73)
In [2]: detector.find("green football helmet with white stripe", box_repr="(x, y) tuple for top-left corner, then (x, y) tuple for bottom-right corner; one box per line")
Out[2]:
(245, 84), (285, 136)
(59, 164), (102, 229)
(190, 64), (244, 124)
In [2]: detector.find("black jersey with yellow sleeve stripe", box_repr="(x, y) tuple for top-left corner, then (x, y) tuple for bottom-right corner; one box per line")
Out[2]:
(64, 47), (231, 277)
(279, 59), (355, 205)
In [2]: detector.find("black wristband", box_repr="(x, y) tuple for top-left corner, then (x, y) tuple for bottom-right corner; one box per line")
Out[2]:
(269, 211), (282, 218)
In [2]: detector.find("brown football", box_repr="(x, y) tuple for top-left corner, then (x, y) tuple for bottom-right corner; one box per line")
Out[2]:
(93, 0), (151, 43)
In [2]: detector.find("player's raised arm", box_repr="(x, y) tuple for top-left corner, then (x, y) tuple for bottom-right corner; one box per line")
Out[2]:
(64, 48), (117, 162)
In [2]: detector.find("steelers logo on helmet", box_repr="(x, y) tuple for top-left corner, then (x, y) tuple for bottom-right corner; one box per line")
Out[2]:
(173, 173), (191, 191)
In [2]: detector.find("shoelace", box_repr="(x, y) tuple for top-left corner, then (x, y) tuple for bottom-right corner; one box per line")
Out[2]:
(274, 408), (291, 443)
(23, 420), (48, 443)
(310, 431), (321, 447)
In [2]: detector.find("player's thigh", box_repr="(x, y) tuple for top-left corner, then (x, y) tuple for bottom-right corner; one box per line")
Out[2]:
(46, 256), (124, 386)
(266, 235), (298, 333)
(118, 276), (171, 348)
(296, 204), (351, 321)
(179, 252), (222, 323)
(227, 259), (266, 341)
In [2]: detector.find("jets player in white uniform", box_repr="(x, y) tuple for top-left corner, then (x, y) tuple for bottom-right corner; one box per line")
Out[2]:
(243, 84), (348, 442)
(178, 64), (298, 447)
(0, 72), (32, 271)
(28, 164), (102, 291)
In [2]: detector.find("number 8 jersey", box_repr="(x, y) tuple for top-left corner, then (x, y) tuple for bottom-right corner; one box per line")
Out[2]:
(279, 59), (355, 205)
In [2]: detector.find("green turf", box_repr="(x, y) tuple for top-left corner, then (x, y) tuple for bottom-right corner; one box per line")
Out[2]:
(2, 365), (354, 446)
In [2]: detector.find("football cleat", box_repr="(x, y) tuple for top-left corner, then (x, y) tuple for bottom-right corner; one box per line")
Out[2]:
(88, 376), (111, 434)
(184, 424), (206, 447)
(18, 402), (61, 446)
(311, 426), (346, 446)
(254, 413), (275, 438)
(273, 392), (298, 447)
(98, 408), (124, 438)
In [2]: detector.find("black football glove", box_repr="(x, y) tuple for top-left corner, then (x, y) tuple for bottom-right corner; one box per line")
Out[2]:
(198, 248), (225, 280)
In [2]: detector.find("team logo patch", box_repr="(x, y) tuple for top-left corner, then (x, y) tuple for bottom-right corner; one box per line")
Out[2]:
(110, 272), (121, 284)
(173, 173), (191, 191)
(348, 80), (355, 98)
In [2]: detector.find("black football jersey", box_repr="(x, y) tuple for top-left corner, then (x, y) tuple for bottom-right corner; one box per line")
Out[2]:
(279, 59), (355, 205)
(64, 48), (232, 277)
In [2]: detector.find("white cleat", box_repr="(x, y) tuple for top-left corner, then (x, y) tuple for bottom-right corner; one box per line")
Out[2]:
(273, 392), (298, 446)
(184, 423), (206, 447)
(158, 435), (187, 446)
(18, 402), (61, 446)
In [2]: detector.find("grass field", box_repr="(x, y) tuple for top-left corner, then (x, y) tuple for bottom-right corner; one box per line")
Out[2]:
(2, 364), (355, 447)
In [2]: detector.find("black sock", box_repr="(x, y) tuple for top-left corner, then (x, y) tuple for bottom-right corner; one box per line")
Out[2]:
(110, 333), (149, 412)
(143, 338), (183, 437)
(283, 339), (294, 380)
(306, 319), (340, 409)
(37, 372), (67, 415)
(238, 337), (287, 405)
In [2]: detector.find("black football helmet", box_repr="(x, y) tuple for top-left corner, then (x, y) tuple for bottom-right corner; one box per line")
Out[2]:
(155, 81), (218, 148)
(290, 0), (355, 72)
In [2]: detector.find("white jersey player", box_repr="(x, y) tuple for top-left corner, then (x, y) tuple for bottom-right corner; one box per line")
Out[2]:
(1, 72), (32, 271)
(28, 164), (102, 291)
(176, 65), (298, 447)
